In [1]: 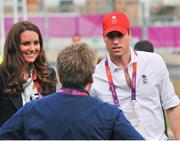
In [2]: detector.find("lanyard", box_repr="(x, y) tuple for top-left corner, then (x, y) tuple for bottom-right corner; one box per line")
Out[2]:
(105, 58), (137, 107)
(58, 88), (89, 96)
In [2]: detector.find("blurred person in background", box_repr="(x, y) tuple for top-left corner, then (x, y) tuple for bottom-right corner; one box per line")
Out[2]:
(71, 34), (81, 43)
(0, 42), (143, 140)
(71, 33), (101, 64)
(90, 11), (180, 139)
(0, 21), (57, 126)
(134, 40), (154, 52)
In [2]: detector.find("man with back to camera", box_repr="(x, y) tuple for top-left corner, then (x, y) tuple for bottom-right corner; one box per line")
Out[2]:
(0, 42), (143, 140)
(90, 11), (180, 139)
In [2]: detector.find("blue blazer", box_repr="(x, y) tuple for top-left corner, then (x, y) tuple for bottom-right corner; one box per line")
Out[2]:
(0, 90), (144, 140)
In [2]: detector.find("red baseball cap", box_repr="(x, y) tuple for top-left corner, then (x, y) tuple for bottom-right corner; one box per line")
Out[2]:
(102, 11), (130, 35)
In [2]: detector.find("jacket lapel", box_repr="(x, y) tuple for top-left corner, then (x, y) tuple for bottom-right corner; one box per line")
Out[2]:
(8, 94), (23, 110)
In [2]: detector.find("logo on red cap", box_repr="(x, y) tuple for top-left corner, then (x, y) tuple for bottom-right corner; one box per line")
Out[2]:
(102, 12), (130, 35)
(112, 16), (117, 24)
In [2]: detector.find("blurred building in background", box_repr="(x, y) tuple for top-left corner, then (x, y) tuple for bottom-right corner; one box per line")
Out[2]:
(25, 0), (180, 25)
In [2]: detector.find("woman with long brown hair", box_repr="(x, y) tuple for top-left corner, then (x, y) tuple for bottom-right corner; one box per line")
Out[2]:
(0, 21), (57, 126)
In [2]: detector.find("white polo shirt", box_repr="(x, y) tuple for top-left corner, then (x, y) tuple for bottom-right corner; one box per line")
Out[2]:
(90, 48), (180, 139)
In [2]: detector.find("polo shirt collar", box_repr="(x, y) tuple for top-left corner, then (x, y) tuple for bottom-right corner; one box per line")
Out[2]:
(107, 47), (138, 72)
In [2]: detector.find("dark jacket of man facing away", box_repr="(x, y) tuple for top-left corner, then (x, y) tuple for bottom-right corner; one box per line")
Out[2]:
(0, 42), (144, 140)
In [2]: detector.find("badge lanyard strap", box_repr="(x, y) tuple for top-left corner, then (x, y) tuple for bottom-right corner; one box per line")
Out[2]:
(131, 62), (137, 101)
(105, 58), (137, 107)
(105, 59), (120, 107)
(58, 88), (89, 96)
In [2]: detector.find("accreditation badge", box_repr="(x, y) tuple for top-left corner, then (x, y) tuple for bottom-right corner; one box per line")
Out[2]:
(123, 101), (145, 135)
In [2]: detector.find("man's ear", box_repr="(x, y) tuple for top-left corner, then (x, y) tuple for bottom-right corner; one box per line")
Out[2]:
(128, 29), (132, 38)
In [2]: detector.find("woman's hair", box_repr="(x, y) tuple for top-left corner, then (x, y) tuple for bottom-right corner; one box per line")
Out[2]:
(1, 21), (56, 95)
(56, 42), (96, 88)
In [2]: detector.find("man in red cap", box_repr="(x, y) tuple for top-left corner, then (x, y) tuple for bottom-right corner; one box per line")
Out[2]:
(90, 11), (180, 140)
